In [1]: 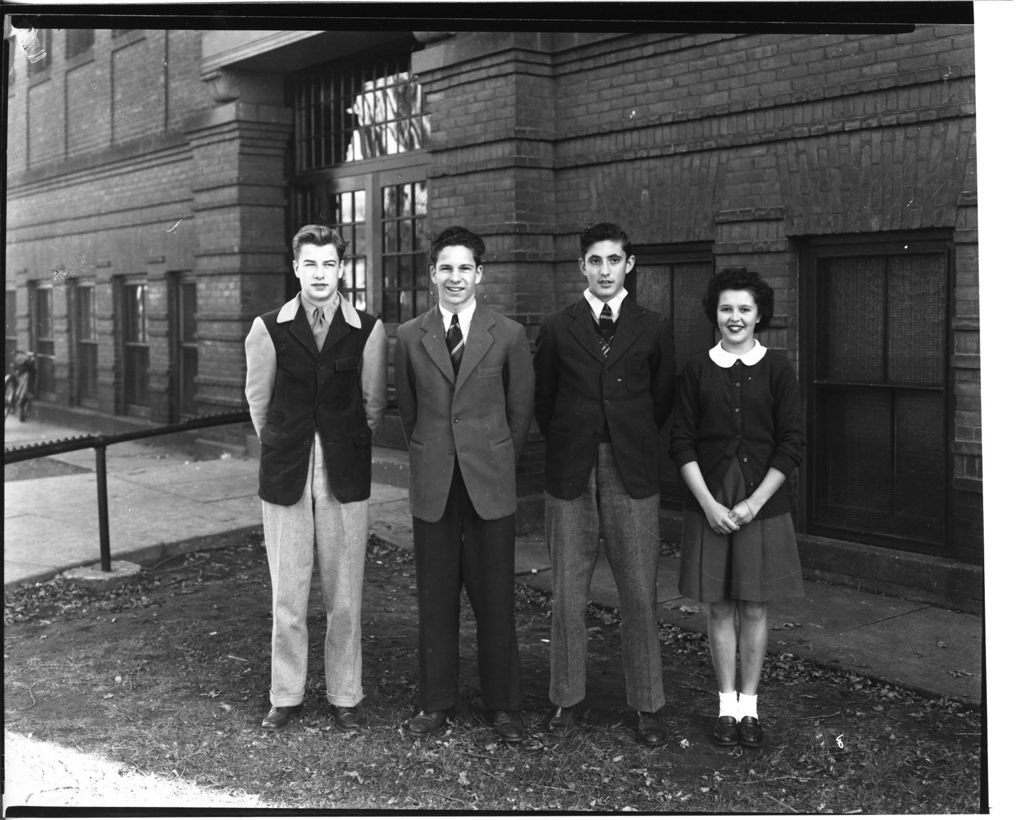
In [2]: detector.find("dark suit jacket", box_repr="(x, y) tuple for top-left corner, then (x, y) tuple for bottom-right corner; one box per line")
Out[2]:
(534, 297), (675, 500)
(394, 303), (535, 523)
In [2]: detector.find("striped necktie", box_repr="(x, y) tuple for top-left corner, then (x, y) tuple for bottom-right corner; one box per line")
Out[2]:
(446, 313), (465, 375)
(597, 303), (615, 357)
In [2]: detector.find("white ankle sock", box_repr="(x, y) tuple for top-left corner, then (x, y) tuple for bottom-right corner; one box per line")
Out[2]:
(738, 693), (758, 719)
(718, 691), (738, 718)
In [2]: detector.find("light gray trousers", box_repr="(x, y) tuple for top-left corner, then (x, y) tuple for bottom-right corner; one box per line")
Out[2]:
(261, 433), (367, 708)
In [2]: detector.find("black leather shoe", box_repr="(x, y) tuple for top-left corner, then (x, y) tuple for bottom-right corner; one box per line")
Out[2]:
(407, 710), (450, 739)
(636, 710), (669, 747)
(712, 715), (739, 746)
(545, 703), (582, 733)
(738, 716), (763, 748)
(329, 705), (361, 731)
(261, 704), (302, 731)
(488, 709), (525, 743)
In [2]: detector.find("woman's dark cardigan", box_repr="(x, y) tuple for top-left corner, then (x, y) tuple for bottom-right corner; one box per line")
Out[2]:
(669, 349), (805, 520)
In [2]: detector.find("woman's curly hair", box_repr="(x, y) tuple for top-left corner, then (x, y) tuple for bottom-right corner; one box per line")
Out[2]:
(701, 267), (774, 331)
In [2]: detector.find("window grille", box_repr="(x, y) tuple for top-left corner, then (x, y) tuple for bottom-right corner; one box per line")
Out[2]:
(380, 180), (429, 323)
(292, 55), (428, 171)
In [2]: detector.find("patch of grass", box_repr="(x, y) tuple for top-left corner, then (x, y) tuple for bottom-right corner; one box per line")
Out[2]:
(4, 535), (984, 812)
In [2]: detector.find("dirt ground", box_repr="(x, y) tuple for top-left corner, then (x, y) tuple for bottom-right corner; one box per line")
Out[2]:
(4, 536), (984, 812)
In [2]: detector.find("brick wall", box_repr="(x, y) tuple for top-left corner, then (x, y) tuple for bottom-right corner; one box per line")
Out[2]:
(414, 26), (980, 565)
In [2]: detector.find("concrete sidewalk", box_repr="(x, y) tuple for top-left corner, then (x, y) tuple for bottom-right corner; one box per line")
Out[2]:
(4, 416), (983, 706)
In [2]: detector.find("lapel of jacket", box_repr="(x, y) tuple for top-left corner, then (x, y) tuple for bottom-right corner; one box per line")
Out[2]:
(455, 304), (496, 392)
(280, 295), (319, 358)
(602, 298), (644, 368)
(418, 306), (456, 385)
(320, 299), (354, 356)
(567, 298), (606, 365)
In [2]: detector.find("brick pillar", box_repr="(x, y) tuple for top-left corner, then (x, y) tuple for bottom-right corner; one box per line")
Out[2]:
(184, 71), (291, 415)
(413, 33), (558, 504)
(413, 32), (559, 331)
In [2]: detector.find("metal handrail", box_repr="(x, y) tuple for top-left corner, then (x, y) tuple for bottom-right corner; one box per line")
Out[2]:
(4, 410), (252, 572)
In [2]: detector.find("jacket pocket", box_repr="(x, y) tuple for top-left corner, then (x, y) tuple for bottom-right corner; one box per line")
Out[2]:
(335, 355), (360, 372)
(478, 365), (502, 379)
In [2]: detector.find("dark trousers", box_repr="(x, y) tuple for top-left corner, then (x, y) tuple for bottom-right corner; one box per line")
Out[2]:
(412, 464), (523, 712)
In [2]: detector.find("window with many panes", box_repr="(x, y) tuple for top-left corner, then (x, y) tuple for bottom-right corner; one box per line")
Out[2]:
(176, 276), (198, 418)
(74, 283), (99, 402)
(288, 45), (430, 326)
(29, 282), (55, 394)
(381, 180), (430, 323)
(802, 235), (952, 555)
(292, 52), (428, 171)
(121, 279), (148, 410)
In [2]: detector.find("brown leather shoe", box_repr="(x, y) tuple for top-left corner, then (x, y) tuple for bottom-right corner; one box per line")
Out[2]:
(488, 709), (525, 743)
(636, 710), (669, 747)
(545, 702), (582, 733)
(407, 710), (450, 739)
(738, 715), (764, 748)
(712, 715), (739, 746)
(261, 704), (302, 731)
(329, 704), (361, 731)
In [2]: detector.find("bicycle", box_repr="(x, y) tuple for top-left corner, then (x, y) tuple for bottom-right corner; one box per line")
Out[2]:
(5, 352), (36, 422)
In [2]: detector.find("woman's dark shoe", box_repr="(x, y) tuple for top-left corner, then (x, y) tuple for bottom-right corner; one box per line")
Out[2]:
(712, 715), (739, 746)
(407, 710), (450, 739)
(261, 704), (302, 731)
(738, 715), (764, 748)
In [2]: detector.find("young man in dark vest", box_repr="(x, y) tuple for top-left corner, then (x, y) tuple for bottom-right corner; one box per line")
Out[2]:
(533, 222), (676, 746)
(394, 226), (534, 743)
(244, 224), (388, 732)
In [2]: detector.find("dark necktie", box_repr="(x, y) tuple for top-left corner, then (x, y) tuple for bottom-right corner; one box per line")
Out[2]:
(312, 306), (327, 352)
(597, 304), (615, 357)
(446, 313), (465, 375)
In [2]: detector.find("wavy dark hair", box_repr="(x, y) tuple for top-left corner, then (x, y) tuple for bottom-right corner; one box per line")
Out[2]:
(430, 226), (486, 266)
(291, 224), (347, 260)
(579, 222), (632, 258)
(702, 267), (774, 331)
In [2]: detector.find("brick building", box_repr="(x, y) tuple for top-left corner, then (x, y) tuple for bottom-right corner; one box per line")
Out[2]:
(5, 23), (981, 609)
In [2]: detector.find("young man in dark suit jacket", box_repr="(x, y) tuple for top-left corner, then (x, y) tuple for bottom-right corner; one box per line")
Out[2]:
(394, 226), (534, 743)
(244, 224), (388, 732)
(533, 222), (676, 746)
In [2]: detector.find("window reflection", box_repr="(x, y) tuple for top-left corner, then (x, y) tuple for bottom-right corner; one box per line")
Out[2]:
(293, 56), (429, 171)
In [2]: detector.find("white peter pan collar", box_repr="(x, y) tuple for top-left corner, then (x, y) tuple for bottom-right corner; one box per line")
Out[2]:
(708, 339), (767, 367)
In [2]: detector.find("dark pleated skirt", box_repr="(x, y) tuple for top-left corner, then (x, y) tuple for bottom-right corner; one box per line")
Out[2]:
(679, 458), (804, 603)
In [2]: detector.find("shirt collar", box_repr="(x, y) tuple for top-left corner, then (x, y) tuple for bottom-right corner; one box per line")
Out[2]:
(300, 292), (340, 322)
(440, 298), (476, 333)
(708, 339), (767, 367)
(297, 293), (362, 329)
(583, 288), (628, 322)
